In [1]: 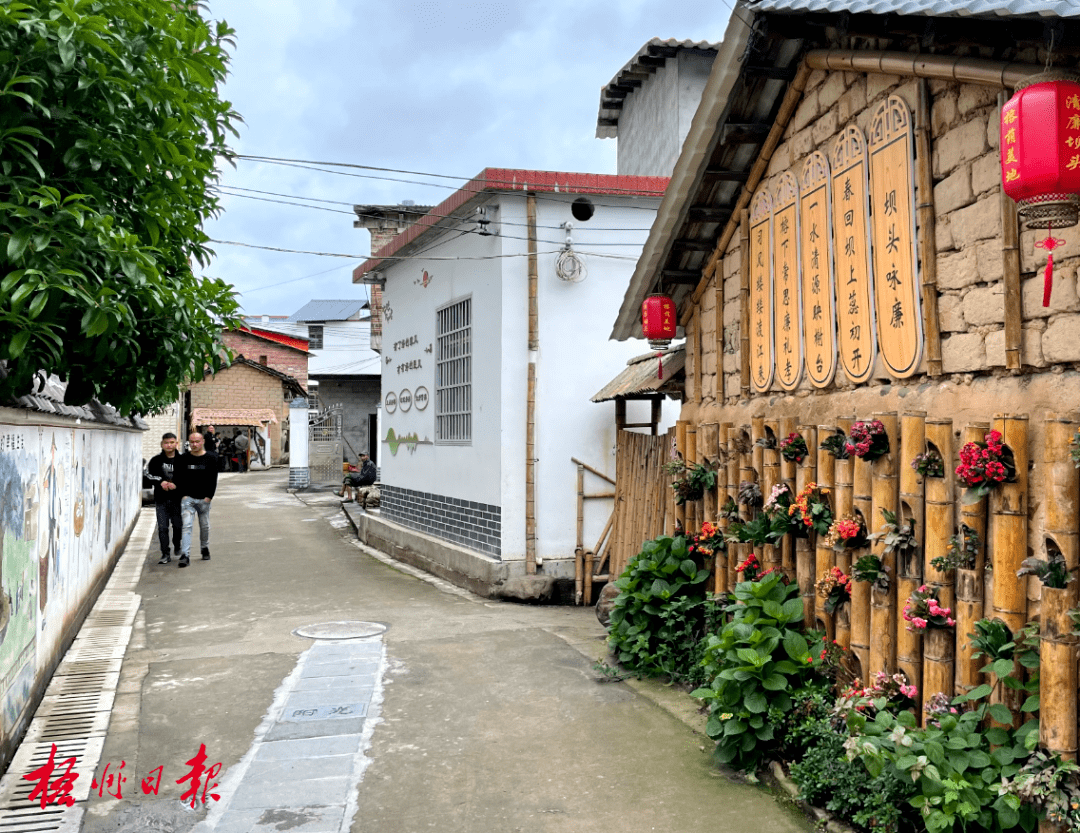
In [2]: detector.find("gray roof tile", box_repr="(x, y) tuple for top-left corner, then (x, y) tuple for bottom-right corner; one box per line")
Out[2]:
(746, 0), (1080, 17)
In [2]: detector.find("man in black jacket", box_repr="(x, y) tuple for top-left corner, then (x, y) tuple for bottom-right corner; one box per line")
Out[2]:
(146, 433), (182, 564)
(176, 432), (218, 568)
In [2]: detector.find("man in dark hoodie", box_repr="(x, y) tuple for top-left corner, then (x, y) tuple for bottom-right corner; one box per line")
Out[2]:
(146, 432), (182, 564)
(176, 431), (218, 568)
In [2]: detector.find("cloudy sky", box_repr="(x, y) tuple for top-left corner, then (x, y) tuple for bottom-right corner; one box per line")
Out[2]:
(198, 0), (735, 316)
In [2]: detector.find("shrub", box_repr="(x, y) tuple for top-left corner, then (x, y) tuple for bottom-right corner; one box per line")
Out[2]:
(607, 535), (713, 678)
(691, 573), (816, 771)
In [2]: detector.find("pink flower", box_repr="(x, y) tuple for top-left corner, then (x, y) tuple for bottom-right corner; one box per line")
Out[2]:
(900, 684), (918, 698)
(912, 617), (927, 629)
(946, 617), (955, 626)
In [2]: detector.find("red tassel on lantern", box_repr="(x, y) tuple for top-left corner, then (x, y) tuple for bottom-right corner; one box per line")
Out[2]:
(641, 294), (676, 379)
(1035, 223), (1065, 307)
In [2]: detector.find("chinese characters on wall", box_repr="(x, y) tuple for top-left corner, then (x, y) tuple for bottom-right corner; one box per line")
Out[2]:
(747, 95), (923, 391)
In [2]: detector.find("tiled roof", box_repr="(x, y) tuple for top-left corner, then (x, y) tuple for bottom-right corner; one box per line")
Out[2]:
(0, 366), (147, 428)
(592, 346), (686, 402)
(190, 407), (279, 427)
(237, 327), (310, 353)
(597, 39), (721, 139)
(289, 300), (368, 323)
(746, 0), (1080, 17)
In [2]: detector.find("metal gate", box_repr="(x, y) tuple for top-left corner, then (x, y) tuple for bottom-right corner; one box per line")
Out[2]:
(309, 404), (343, 485)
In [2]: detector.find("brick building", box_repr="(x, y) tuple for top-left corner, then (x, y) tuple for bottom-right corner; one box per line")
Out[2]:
(185, 357), (307, 466)
(221, 327), (310, 387)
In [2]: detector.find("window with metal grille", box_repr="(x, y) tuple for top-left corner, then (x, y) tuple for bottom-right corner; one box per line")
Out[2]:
(435, 297), (471, 443)
(308, 325), (324, 350)
(307, 383), (319, 410)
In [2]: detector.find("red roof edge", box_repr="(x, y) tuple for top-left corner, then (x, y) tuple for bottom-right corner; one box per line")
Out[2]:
(352, 167), (669, 282)
(238, 326), (310, 353)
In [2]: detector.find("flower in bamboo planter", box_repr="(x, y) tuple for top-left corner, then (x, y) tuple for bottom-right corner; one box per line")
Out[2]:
(825, 515), (869, 551)
(787, 482), (832, 537)
(868, 508), (918, 559)
(688, 520), (726, 559)
(852, 553), (889, 591)
(719, 496), (741, 521)
(816, 566), (852, 614)
(955, 429), (1016, 505)
(779, 432), (809, 464)
(930, 524), (980, 573)
(910, 449), (945, 478)
(820, 431), (850, 459)
(763, 483), (793, 513)
(662, 459), (717, 505)
(845, 419), (890, 461)
(903, 584), (955, 632)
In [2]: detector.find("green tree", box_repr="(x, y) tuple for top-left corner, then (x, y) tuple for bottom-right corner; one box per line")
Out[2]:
(0, 0), (242, 414)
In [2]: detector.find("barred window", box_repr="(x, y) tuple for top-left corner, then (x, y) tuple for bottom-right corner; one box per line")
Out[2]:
(308, 325), (324, 350)
(436, 297), (471, 443)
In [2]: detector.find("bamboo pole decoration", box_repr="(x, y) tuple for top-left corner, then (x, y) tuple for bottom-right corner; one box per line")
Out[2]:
(779, 416), (797, 488)
(816, 425), (836, 634)
(740, 209), (751, 397)
(915, 79), (943, 377)
(870, 412), (899, 677)
(715, 273), (725, 403)
(752, 416), (767, 490)
(726, 427), (740, 524)
(851, 419), (874, 681)
(955, 567), (983, 695)
(715, 424), (732, 596)
(1040, 586), (1079, 761)
(1000, 91), (1022, 373)
(797, 426), (818, 625)
(923, 418), (956, 707)
(897, 413), (926, 705)
(991, 414), (1029, 636)
(777, 419), (797, 581)
(1045, 413), (1080, 575)
(675, 420), (689, 535)
(666, 425), (678, 537)
(576, 463), (585, 604)
(686, 426), (699, 538)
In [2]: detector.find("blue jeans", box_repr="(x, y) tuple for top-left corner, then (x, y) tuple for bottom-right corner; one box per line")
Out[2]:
(180, 496), (212, 556)
(155, 501), (182, 555)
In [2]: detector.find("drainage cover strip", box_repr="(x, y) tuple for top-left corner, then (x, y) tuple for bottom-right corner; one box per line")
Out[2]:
(0, 510), (155, 832)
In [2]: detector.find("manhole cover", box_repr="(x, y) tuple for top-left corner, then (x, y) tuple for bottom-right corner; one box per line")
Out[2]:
(293, 621), (387, 640)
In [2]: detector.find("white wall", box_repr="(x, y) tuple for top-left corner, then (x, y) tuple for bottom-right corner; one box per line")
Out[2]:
(308, 320), (381, 377)
(378, 223), (504, 506)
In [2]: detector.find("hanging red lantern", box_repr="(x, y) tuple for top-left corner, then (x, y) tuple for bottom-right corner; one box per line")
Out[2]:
(1001, 74), (1080, 306)
(641, 293), (676, 379)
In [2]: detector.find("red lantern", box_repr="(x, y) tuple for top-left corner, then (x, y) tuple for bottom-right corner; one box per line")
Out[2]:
(1001, 75), (1080, 306)
(641, 293), (676, 379)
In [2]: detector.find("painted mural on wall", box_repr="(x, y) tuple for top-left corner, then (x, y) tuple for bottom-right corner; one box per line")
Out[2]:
(0, 424), (140, 737)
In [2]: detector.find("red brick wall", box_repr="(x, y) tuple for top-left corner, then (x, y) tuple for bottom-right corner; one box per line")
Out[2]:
(222, 331), (308, 388)
(188, 363), (292, 463)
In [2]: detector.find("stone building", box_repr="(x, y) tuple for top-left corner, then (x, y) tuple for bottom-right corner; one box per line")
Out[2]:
(609, 0), (1080, 699)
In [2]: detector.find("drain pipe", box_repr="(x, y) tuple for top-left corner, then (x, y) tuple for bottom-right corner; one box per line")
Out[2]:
(526, 193), (538, 575)
(804, 49), (1044, 89)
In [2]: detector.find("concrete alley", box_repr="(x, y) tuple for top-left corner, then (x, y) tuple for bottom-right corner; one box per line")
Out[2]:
(5, 470), (812, 833)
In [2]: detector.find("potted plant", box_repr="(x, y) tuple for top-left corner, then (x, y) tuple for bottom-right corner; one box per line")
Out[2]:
(779, 432), (809, 464)
(930, 524), (980, 573)
(688, 520), (726, 563)
(869, 508), (918, 559)
(852, 553), (889, 591)
(1017, 550), (1075, 589)
(733, 552), (776, 582)
(956, 429), (1016, 505)
(736, 480), (762, 509)
(845, 419), (890, 461)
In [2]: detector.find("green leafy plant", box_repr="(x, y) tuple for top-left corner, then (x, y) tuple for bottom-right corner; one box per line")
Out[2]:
(0, 0), (244, 413)
(719, 496), (741, 521)
(820, 431), (850, 459)
(869, 509), (918, 559)
(725, 512), (788, 548)
(1017, 550), (1075, 589)
(845, 697), (1039, 833)
(787, 482), (833, 537)
(852, 553), (889, 590)
(967, 618), (1041, 717)
(999, 750), (1080, 830)
(931, 524), (980, 573)
(662, 459), (717, 505)
(606, 535), (714, 679)
(911, 449), (945, 478)
(691, 572), (816, 771)
(737, 480), (762, 508)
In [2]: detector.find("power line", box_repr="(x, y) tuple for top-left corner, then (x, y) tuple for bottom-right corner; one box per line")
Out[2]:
(209, 238), (639, 262)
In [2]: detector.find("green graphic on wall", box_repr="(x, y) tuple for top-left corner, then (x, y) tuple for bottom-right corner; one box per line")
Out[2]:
(383, 428), (433, 456)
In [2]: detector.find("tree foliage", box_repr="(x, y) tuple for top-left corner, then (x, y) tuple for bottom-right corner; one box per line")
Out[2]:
(0, 0), (243, 414)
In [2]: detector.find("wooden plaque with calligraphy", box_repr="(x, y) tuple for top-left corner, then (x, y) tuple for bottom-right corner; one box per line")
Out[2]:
(799, 151), (837, 387)
(749, 189), (775, 393)
(869, 95), (923, 378)
(772, 172), (803, 390)
(830, 125), (877, 384)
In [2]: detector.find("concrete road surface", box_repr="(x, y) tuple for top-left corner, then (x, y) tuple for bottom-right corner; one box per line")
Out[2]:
(66, 469), (812, 833)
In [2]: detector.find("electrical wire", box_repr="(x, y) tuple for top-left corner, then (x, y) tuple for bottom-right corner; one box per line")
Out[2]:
(209, 238), (640, 262)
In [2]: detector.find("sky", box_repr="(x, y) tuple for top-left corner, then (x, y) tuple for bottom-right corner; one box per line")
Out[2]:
(198, 0), (736, 317)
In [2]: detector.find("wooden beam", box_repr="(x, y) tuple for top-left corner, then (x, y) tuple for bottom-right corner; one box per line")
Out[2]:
(661, 269), (701, 284)
(721, 123), (772, 144)
(701, 168), (751, 183)
(687, 205), (733, 223)
(672, 238), (714, 251)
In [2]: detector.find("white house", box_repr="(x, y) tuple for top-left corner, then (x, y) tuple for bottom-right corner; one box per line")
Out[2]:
(351, 168), (671, 592)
